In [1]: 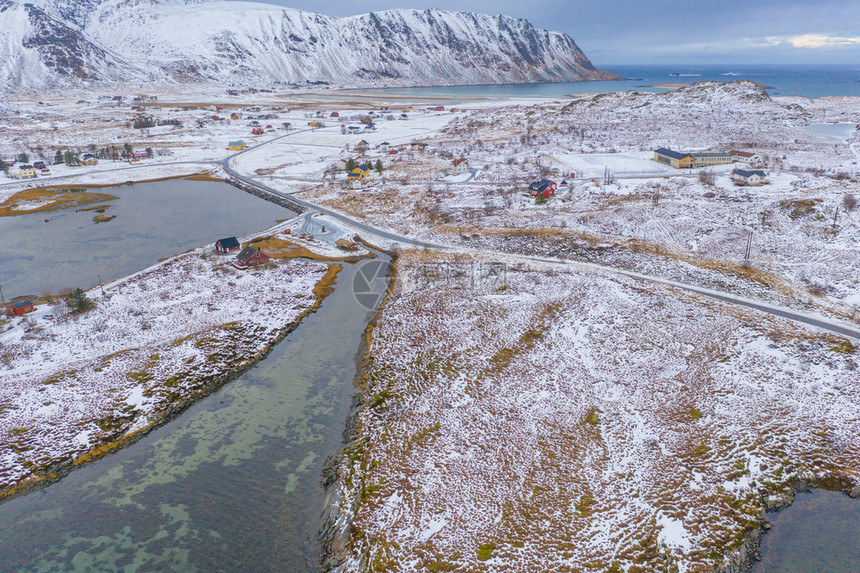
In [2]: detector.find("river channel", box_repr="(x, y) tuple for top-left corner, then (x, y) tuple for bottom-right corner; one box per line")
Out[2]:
(0, 178), (389, 571)
(0, 178), (293, 300)
(0, 252), (387, 571)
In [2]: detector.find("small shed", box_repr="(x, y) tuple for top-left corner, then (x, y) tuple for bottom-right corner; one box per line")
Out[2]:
(215, 236), (241, 253)
(234, 246), (270, 269)
(7, 300), (35, 316)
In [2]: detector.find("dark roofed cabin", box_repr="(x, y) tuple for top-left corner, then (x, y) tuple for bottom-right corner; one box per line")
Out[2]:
(7, 300), (35, 316)
(233, 246), (270, 269)
(527, 179), (557, 198)
(215, 236), (241, 253)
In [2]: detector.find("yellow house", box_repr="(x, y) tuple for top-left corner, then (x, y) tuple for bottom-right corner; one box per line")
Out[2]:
(654, 148), (694, 168)
(13, 164), (37, 179)
(347, 168), (367, 181)
(654, 148), (733, 169)
(228, 140), (247, 150)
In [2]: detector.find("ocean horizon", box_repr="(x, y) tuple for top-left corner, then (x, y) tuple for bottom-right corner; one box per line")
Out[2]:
(366, 63), (860, 99)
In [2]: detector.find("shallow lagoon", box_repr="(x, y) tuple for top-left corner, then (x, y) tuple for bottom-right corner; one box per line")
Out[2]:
(0, 255), (389, 571)
(0, 178), (293, 300)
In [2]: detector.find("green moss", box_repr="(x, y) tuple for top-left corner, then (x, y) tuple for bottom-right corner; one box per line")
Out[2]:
(830, 340), (855, 354)
(693, 442), (711, 457)
(575, 492), (596, 516)
(689, 407), (702, 420)
(476, 543), (496, 561)
(779, 198), (822, 220)
(127, 371), (153, 383)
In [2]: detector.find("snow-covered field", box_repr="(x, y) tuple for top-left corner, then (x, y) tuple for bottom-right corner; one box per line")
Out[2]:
(332, 250), (860, 572)
(2, 81), (860, 571)
(294, 82), (860, 322)
(0, 249), (333, 496)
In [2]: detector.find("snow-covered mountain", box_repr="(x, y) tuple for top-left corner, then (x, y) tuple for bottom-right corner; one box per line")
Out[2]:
(0, 1), (139, 90)
(1, 0), (619, 92)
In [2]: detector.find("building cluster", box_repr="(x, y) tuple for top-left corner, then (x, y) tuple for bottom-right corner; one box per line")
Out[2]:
(654, 147), (769, 185)
(6, 160), (50, 179)
(215, 236), (271, 270)
(653, 148), (762, 169)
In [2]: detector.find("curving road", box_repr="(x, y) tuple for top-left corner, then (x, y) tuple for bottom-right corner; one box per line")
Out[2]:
(222, 124), (860, 341)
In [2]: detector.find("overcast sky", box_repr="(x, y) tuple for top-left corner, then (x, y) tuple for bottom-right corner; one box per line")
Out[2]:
(248, 0), (860, 65)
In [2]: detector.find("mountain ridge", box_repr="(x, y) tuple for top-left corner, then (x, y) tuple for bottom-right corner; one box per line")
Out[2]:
(2, 0), (621, 92)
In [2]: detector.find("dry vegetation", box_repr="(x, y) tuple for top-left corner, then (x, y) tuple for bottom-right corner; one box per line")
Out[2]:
(332, 250), (860, 572)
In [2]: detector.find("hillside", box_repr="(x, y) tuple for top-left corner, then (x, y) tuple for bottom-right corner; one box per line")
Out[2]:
(0, 0), (620, 92)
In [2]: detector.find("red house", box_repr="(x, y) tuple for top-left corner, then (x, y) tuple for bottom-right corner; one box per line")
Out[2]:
(233, 246), (270, 269)
(7, 300), (35, 316)
(215, 236), (241, 253)
(527, 179), (557, 198)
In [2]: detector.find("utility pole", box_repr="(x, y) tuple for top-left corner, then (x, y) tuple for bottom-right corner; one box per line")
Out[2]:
(744, 231), (753, 264)
(98, 274), (105, 296)
(832, 206), (839, 230)
(0, 283), (4, 306)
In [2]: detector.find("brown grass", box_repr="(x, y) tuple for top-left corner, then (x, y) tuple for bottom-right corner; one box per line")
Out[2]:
(0, 188), (118, 217)
(245, 236), (369, 262)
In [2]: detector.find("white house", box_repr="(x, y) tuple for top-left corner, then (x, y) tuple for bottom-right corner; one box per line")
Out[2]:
(446, 158), (470, 175)
(730, 150), (762, 164)
(732, 169), (768, 186)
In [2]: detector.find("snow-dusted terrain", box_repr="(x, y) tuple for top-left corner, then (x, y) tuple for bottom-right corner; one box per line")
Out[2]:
(299, 82), (860, 322)
(0, 0), (618, 92)
(331, 250), (859, 572)
(1, 80), (859, 571)
(0, 247), (334, 496)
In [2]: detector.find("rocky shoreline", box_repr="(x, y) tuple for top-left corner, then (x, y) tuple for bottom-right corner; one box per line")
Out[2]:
(718, 476), (860, 573)
(319, 245), (399, 572)
(226, 176), (308, 215)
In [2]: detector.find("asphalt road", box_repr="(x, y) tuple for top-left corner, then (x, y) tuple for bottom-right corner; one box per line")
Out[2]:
(223, 125), (860, 342)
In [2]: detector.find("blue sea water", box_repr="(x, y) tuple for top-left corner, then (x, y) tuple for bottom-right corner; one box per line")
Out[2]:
(368, 64), (860, 99)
